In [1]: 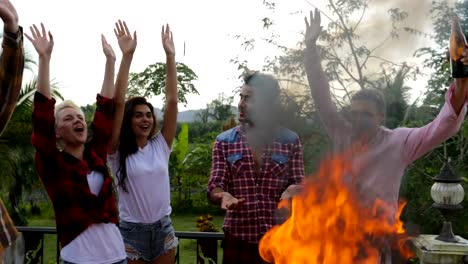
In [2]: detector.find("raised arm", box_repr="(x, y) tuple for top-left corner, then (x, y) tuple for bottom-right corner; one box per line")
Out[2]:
(402, 45), (468, 164)
(402, 81), (467, 164)
(99, 35), (116, 99)
(27, 24), (59, 173)
(0, 0), (24, 136)
(161, 24), (178, 147)
(108, 20), (137, 154)
(303, 9), (350, 141)
(25, 24), (53, 98)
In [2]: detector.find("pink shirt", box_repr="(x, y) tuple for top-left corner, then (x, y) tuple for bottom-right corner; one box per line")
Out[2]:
(317, 83), (466, 212)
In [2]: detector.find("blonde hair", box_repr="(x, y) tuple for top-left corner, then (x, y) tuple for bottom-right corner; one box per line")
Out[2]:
(55, 100), (84, 123)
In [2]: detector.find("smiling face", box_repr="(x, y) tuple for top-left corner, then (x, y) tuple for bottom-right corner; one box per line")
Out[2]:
(131, 104), (155, 139)
(56, 107), (87, 146)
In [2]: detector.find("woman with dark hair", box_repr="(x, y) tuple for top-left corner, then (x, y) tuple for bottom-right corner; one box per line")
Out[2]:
(28, 20), (137, 264)
(107, 25), (178, 264)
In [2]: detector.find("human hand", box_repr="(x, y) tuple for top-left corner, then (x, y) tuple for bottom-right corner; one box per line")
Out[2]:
(161, 24), (175, 57)
(101, 34), (116, 60)
(114, 20), (137, 55)
(25, 23), (54, 59)
(213, 192), (246, 210)
(304, 8), (321, 48)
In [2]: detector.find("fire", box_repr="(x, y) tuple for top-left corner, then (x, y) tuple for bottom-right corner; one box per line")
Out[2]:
(259, 154), (414, 263)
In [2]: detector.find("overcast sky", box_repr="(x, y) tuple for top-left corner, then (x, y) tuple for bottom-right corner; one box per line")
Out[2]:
(13, 0), (441, 110)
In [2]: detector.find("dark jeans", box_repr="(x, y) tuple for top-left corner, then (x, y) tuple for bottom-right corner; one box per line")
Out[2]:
(222, 233), (269, 264)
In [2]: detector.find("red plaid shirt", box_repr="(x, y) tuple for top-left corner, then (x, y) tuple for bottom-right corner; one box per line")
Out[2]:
(0, 27), (24, 252)
(0, 27), (24, 135)
(208, 126), (305, 243)
(32, 92), (118, 248)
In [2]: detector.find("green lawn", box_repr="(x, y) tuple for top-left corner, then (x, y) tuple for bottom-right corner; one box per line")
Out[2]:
(27, 214), (225, 264)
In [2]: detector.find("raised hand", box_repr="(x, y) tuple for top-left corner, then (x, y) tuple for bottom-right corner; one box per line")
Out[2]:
(101, 34), (115, 60)
(161, 24), (175, 57)
(0, 0), (18, 33)
(304, 8), (321, 47)
(25, 24), (54, 59)
(114, 20), (137, 55)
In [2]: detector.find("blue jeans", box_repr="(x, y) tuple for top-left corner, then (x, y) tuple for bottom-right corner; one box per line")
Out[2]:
(119, 215), (178, 261)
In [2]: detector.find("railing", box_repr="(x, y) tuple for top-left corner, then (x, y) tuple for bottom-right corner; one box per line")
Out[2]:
(15, 226), (224, 264)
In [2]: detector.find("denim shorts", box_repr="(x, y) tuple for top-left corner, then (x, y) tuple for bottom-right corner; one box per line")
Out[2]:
(62, 260), (126, 264)
(119, 215), (178, 262)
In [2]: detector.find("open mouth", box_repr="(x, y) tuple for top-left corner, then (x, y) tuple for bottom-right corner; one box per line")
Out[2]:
(73, 127), (84, 133)
(139, 124), (150, 131)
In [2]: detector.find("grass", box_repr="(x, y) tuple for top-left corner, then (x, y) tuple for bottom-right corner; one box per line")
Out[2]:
(27, 213), (225, 264)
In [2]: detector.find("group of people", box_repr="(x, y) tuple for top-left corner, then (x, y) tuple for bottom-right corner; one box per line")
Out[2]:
(0, 1), (467, 264)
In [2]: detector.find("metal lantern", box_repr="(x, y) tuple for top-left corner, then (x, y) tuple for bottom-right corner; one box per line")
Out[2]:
(431, 159), (465, 243)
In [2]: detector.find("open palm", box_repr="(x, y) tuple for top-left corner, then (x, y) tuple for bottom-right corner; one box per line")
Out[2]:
(25, 24), (54, 58)
(161, 24), (175, 56)
(101, 35), (115, 59)
(114, 20), (137, 55)
(304, 9), (321, 47)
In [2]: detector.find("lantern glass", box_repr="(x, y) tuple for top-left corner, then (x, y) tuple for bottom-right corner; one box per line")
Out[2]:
(431, 182), (465, 206)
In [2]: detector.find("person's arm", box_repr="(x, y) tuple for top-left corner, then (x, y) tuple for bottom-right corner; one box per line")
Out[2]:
(304, 9), (350, 141)
(0, 198), (18, 254)
(402, 81), (467, 164)
(99, 35), (116, 99)
(0, 0), (23, 135)
(108, 20), (137, 154)
(207, 140), (245, 209)
(160, 24), (178, 148)
(27, 24), (59, 180)
(25, 24), (53, 98)
(0, 26), (24, 136)
(208, 140), (228, 204)
(281, 138), (306, 200)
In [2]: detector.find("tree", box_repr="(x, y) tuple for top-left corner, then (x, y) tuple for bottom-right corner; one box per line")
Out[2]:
(0, 79), (63, 225)
(413, 0), (468, 106)
(195, 106), (210, 124)
(207, 93), (235, 122)
(127, 62), (199, 106)
(169, 123), (189, 208)
(233, 0), (417, 107)
(373, 65), (412, 128)
(400, 0), (468, 239)
(230, 0), (421, 175)
(195, 93), (235, 123)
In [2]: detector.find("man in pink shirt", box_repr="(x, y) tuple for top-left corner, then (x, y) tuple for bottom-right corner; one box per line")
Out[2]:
(304, 9), (467, 210)
(304, 9), (467, 263)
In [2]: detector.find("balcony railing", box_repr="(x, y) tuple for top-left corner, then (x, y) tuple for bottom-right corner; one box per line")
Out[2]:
(15, 226), (224, 264)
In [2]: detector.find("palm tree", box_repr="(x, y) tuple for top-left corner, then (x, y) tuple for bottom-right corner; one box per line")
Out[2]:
(373, 65), (413, 129)
(0, 77), (62, 224)
(0, 33), (63, 223)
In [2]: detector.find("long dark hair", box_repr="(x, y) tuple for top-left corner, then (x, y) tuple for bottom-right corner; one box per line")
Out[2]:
(117, 97), (158, 192)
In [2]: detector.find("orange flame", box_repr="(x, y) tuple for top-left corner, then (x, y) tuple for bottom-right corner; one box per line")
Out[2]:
(259, 154), (415, 263)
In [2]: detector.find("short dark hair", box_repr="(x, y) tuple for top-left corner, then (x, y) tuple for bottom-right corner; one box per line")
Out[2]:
(242, 71), (281, 101)
(351, 89), (386, 114)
